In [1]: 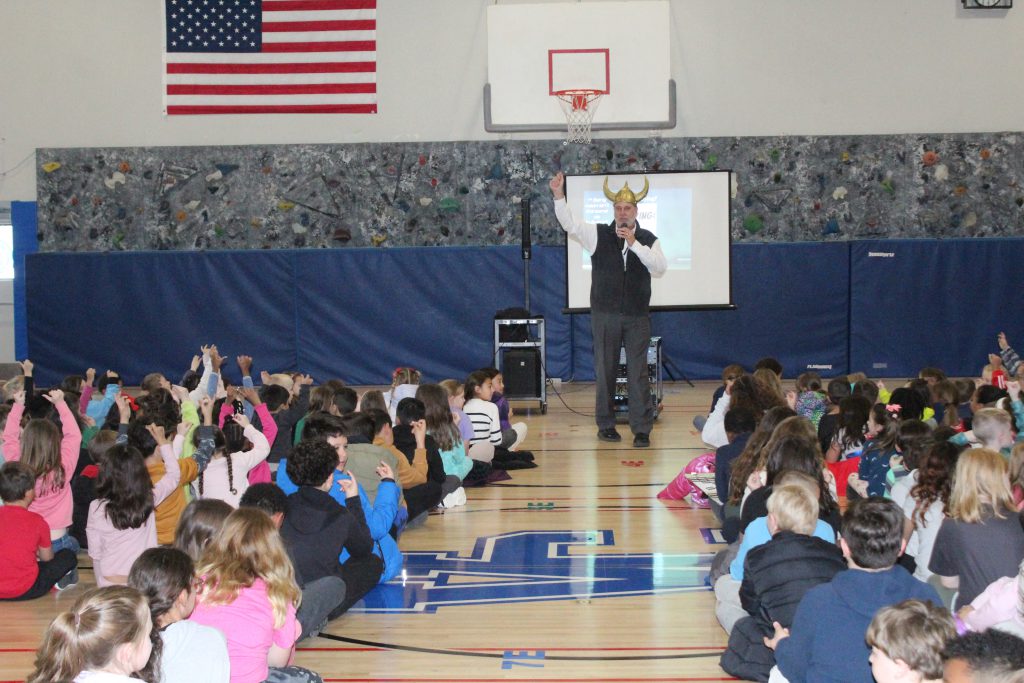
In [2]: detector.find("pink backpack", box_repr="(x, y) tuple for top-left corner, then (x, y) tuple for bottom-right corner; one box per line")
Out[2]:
(657, 452), (716, 508)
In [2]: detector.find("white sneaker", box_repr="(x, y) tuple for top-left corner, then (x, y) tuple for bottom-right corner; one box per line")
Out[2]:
(441, 487), (467, 508)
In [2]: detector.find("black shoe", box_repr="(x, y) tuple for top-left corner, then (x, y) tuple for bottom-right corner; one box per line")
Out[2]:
(597, 428), (622, 442)
(632, 433), (650, 448)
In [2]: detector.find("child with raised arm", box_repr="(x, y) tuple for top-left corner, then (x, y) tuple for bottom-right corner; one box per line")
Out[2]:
(126, 396), (215, 545)
(3, 385), (83, 579)
(87, 424), (181, 586)
(196, 411), (271, 508)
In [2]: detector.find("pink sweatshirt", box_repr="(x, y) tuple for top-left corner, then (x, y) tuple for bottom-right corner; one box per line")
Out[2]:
(198, 424), (270, 508)
(2, 401), (82, 533)
(217, 403), (278, 485)
(964, 575), (1024, 633)
(87, 443), (181, 586)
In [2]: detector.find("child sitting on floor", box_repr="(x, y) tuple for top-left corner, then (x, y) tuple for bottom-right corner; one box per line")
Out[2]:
(865, 599), (956, 683)
(766, 497), (941, 683)
(719, 480), (845, 681)
(0, 461), (78, 600)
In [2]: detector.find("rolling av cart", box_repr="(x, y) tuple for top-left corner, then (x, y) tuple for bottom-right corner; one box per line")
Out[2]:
(493, 316), (546, 414)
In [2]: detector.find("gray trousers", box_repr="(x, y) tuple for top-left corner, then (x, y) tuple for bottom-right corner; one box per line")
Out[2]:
(591, 311), (654, 434)
(297, 575), (346, 641)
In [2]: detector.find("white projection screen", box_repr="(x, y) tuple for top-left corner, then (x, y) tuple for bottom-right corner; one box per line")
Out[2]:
(562, 170), (733, 312)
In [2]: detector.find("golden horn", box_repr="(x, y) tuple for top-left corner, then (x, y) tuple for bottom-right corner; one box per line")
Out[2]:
(634, 176), (650, 204)
(603, 176), (617, 202)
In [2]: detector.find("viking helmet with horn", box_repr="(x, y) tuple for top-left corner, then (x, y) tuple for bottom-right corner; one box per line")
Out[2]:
(603, 176), (650, 205)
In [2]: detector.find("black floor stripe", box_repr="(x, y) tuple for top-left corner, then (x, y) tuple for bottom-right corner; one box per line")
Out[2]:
(313, 633), (722, 661)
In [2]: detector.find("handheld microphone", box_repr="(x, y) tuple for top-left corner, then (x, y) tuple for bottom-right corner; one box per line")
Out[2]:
(617, 223), (626, 252)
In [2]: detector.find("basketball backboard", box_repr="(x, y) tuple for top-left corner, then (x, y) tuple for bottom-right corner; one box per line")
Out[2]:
(485, 1), (673, 134)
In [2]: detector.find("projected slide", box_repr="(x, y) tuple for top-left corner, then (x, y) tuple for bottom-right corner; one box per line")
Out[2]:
(563, 171), (732, 311)
(581, 188), (693, 270)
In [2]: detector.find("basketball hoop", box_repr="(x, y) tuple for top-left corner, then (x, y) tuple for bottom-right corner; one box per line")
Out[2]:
(553, 89), (603, 144)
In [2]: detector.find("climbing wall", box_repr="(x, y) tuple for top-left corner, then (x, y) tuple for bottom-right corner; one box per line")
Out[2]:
(36, 132), (1024, 252)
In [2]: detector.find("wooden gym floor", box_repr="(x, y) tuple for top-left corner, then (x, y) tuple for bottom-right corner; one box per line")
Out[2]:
(0, 381), (733, 683)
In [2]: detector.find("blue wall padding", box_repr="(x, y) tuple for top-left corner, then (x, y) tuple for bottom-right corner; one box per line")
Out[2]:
(849, 239), (1024, 378)
(11, 201), (39, 360)
(564, 242), (851, 381)
(23, 239), (1017, 386)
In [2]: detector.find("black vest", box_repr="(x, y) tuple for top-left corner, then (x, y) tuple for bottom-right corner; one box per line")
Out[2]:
(589, 222), (657, 315)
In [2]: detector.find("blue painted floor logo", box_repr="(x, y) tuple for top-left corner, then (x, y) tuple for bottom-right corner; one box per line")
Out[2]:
(357, 529), (714, 613)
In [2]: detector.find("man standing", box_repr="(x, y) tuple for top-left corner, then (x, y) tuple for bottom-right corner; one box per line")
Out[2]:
(550, 172), (667, 447)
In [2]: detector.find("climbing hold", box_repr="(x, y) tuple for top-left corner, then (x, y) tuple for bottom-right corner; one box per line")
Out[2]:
(371, 234), (387, 247)
(419, 197), (432, 207)
(42, 162), (62, 173)
(980, 148), (992, 160)
(103, 172), (127, 189)
(743, 214), (764, 234)
(881, 178), (895, 195)
(438, 197), (460, 212)
(118, 162), (131, 174)
(176, 211), (187, 222)
(823, 218), (840, 235)
(921, 151), (939, 167)
(934, 164), (949, 182)
(832, 186), (848, 201)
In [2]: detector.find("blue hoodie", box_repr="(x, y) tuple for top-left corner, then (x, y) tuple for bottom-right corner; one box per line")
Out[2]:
(775, 565), (940, 683)
(277, 461), (403, 583)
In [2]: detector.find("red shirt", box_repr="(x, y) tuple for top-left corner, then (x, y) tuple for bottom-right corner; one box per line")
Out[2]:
(0, 506), (50, 598)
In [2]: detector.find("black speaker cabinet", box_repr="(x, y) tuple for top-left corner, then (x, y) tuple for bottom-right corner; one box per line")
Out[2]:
(503, 348), (541, 398)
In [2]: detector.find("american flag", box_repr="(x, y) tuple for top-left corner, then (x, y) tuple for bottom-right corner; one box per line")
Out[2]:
(163, 0), (377, 115)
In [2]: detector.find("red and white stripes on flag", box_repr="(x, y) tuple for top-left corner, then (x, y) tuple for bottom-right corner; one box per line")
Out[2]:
(163, 0), (377, 115)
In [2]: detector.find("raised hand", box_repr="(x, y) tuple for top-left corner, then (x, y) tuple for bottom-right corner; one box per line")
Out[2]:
(549, 172), (565, 199)
(19, 359), (33, 377)
(115, 394), (132, 423)
(240, 386), (262, 406)
(199, 396), (214, 424)
(1008, 380), (1021, 401)
(236, 355), (253, 376)
(375, 461), (394, 480)
(85, 367), (96, 385)
(999, 332), (1010, 351)
(43, 389), (65, 405)
(231, 412), (251, 429)
(146, 423), (169, 447)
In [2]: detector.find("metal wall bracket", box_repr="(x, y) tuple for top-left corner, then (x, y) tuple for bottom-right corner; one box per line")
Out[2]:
(483, 80), (676, 134)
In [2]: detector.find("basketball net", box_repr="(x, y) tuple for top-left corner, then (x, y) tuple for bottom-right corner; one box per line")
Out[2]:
(553, 89), (603, 144)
